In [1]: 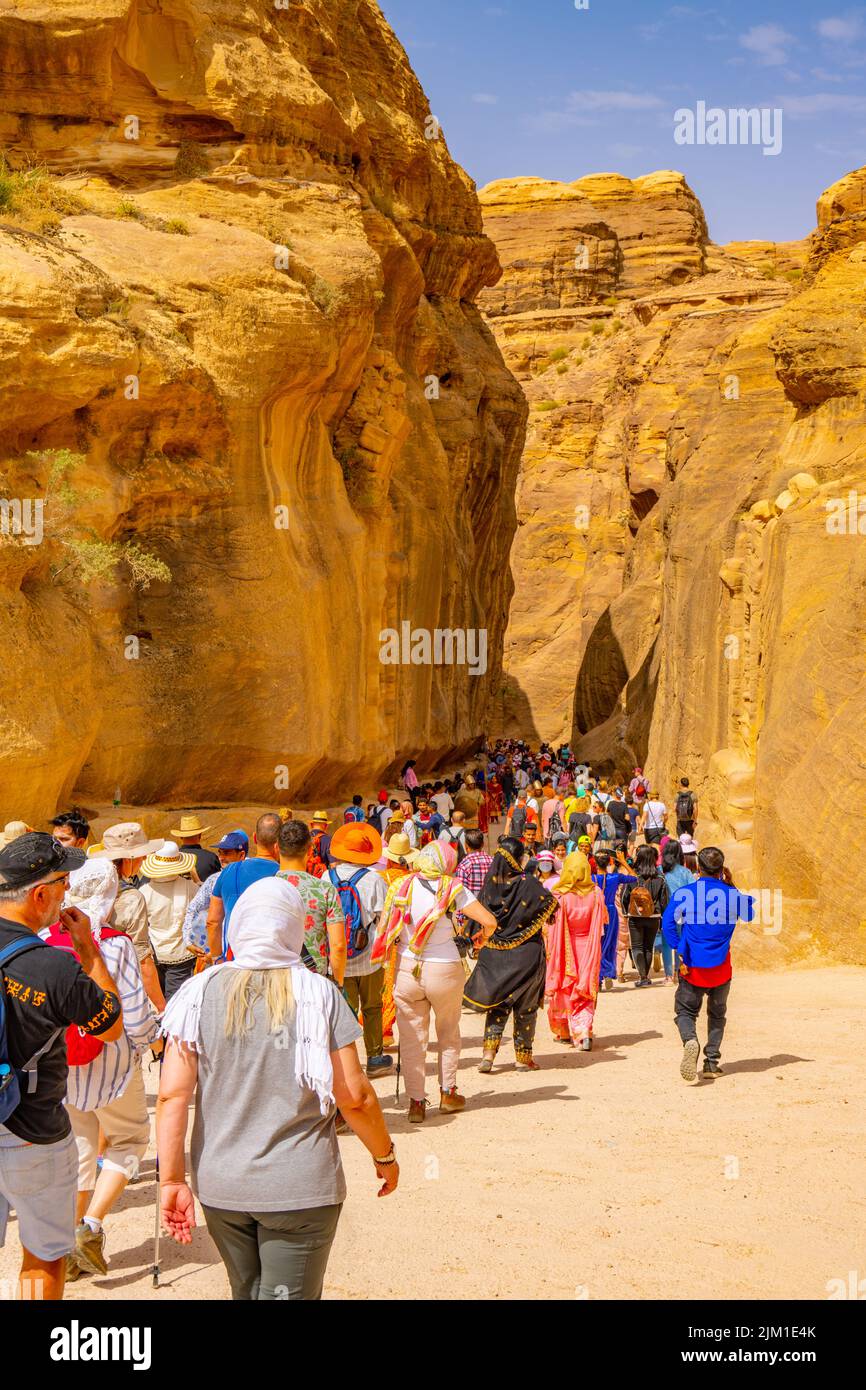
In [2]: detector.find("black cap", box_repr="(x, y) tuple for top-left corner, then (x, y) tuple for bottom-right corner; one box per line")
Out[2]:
(0, 832), (86, 892)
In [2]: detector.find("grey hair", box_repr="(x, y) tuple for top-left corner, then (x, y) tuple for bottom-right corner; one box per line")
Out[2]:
(0, 872), (55, 905)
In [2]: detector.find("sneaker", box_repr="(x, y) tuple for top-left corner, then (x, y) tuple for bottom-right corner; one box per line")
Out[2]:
(75, 1220), (108, 1276)
(579, 1036), (592, 1052)
(680, 1038), (701, 1085)
(702, 1060), (724, 1077)
(366, 1055), (394, 1079)
(439, 1086), (466, 1113)
(408, 1098), (426, 1123)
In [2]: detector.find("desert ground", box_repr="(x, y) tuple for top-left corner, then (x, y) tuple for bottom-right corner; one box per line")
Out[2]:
(3, 965), (862, 1302)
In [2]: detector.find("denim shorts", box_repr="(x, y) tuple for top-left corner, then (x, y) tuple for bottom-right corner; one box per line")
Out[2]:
(0, 1130), (77, 1262)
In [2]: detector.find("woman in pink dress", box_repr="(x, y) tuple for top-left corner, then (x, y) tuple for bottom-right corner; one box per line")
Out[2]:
(545, 852), (607, 1051)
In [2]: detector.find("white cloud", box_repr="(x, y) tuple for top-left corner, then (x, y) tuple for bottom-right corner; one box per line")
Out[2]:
(524, 89), (665, 134)
(817, 15), (865, 42)
(782, 91), (866, 116)
(739, 23), (795, 66)
(811, 67), (847, 82)
(472, 93), (498, 105)
(609, 143), (645, 159)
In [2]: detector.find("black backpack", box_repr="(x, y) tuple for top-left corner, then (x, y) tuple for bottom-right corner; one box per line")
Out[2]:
(676, 791), (694, 820)
(510, 805), (528, 838)
(441, 828), (467, 865)
(548, 809), (564, 839)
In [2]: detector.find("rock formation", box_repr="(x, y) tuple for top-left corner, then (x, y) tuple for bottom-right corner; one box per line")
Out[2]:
(0, 0), (525, 814)
(481, 168), (866, 963)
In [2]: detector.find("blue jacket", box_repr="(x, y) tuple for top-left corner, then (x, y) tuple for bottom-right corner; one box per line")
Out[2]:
(662, 878), (755, 969)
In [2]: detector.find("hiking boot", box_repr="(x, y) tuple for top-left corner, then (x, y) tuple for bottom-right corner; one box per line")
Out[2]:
(515, 1051), (540, 1071)
(75, 1220), (108, 1276)
(408, 1098), (426, 1123)
(702, 1060), (724, 1077)
(64, 1253), (85, 1283)
(439, 1086), (466, 1113)
(680, 1039), (701, 1085)
(366, 1055), (394, 1079)
(478, 1043), (499, 1073)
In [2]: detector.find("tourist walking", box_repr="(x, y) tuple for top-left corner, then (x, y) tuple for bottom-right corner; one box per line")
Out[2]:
(545, 853), (606, 1050)
(206, 812), (282, 960)
(659, 841), (696, 983)
(157, 877), (398, 1300)
(277, 820), (346, 986)
(592, 849), (636, 990)
(464, 837), (557, 1073)
(138, 842), (200, 1001)
(372, 841), (496, 1121)
(92, 821), (166, 1009)
(168, 814), (221, 883)
(49, 859), (162, 1282)
(327, 823), (391, 1078)
(401, 759), (420, 808)
(0, 833), (122, 1301)
(620, 845), (670, 986)
(662, 847), (755, 1082)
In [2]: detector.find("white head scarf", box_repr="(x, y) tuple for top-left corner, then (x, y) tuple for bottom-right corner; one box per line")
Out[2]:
(161, 876), (337, 1114)
(64, 859), (119, 937)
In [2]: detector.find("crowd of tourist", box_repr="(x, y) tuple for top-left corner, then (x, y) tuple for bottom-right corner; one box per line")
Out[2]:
(0, 737), (754, 1301)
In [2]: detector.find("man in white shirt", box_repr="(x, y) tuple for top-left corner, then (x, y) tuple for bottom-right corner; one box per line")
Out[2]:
(515, 766), (530, 791)
(430, 783), (454, 822)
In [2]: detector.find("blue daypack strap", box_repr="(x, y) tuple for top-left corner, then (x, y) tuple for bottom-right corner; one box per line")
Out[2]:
(0, 938), (48, 969)
(0, 937), (62, 1094)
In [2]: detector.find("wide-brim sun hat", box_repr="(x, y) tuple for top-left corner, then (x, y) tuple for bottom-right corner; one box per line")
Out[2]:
(329, 822), (382, 866)
(679, 832), (699, 853)
(385, 832), (414, 862)
(91, 822), (165, 861)
(169, 813), (214, 839)
(141, 841), (197, 880)
(0, 820), (34, 849)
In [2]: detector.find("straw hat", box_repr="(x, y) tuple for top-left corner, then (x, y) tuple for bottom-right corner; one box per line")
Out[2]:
(89, 822), (165, 862)
(310, 811), (330, 826)
(141, 840), (197, 880)
(169, 813), (214, 839)
(0, 820), (33, 849)
(384, 832), (415, 863)
(329, 822), (382, 866)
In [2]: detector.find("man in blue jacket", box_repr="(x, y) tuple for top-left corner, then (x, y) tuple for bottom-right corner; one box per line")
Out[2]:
(662, 847), (755, 1083)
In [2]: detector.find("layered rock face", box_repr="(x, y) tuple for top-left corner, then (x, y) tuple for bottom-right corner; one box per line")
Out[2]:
(0, 0), (525, 814)
(482, 168), (866, 963)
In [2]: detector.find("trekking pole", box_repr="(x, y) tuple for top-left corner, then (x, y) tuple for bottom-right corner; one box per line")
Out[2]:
(152, 1153), (161, 1289)
(395, 1042), (401, 1103)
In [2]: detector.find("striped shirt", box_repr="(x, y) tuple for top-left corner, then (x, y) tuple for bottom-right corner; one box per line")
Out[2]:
(65, 933), (161, 1112)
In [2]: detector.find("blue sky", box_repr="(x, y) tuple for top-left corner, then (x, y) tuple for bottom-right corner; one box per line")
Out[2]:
(378, 0), (866, 243)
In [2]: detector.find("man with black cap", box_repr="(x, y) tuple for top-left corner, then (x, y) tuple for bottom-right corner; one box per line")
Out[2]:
(0, 833), (124, 1300)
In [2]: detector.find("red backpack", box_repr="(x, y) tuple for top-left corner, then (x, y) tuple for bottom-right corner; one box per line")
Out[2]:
(43, 921), (125, 1065)
(305, 831), (328, 879)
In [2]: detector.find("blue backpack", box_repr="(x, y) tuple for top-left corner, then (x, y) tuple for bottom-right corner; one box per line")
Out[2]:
(0, 938), (62, 1125)
(328, 868), (370, 960)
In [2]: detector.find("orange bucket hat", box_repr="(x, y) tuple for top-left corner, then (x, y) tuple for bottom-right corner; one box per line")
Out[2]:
(329, 822), (382, 866)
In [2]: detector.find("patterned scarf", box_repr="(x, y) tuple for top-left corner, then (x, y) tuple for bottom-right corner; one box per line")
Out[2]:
(371, 840), (463, 962)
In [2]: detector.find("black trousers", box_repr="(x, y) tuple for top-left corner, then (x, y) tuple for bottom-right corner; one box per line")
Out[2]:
(628, 921), (658, 980)
(156, 956), (196, 1002)
(676, 818), (695, 837)
(675, 978), (731, 1061)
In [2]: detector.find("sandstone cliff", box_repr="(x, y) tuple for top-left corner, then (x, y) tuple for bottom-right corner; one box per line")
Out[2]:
(481, 168), (866, 964)
(0, 0), (525, 814)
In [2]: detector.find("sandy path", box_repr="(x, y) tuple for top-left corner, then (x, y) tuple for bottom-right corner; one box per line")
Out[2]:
(2, 966), (862, 1301)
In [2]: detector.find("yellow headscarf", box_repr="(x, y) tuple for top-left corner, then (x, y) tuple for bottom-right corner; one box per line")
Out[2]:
(553, 851), (594, 896)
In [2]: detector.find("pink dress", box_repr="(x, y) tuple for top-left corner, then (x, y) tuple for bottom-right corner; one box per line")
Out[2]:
(545, 886), (606, 1042)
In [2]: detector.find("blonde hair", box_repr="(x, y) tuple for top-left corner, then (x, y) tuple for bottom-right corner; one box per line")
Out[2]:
(223, 968), (295, 1039)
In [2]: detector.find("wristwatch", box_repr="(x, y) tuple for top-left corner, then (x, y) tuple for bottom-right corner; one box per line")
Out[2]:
(374, 1145), (397, 1166)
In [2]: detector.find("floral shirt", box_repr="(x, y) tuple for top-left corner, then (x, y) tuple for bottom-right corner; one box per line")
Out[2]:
(277, 869), (345, 976)
(182, 872), (219, 952)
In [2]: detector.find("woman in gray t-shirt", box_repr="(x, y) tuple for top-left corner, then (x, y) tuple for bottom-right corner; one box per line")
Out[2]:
(156, 877), (399, 1300)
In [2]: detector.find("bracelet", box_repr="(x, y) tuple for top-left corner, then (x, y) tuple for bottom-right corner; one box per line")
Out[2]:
(374, 1145), (396, 1166)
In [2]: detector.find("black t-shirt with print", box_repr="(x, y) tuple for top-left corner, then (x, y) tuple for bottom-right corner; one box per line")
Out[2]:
(0, 919), (122, 1144)
(606, 799), (630, 836)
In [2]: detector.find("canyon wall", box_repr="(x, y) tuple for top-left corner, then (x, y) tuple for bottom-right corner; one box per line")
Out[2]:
(481, 168), (866, 963)
(0, 0), (525, 817)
